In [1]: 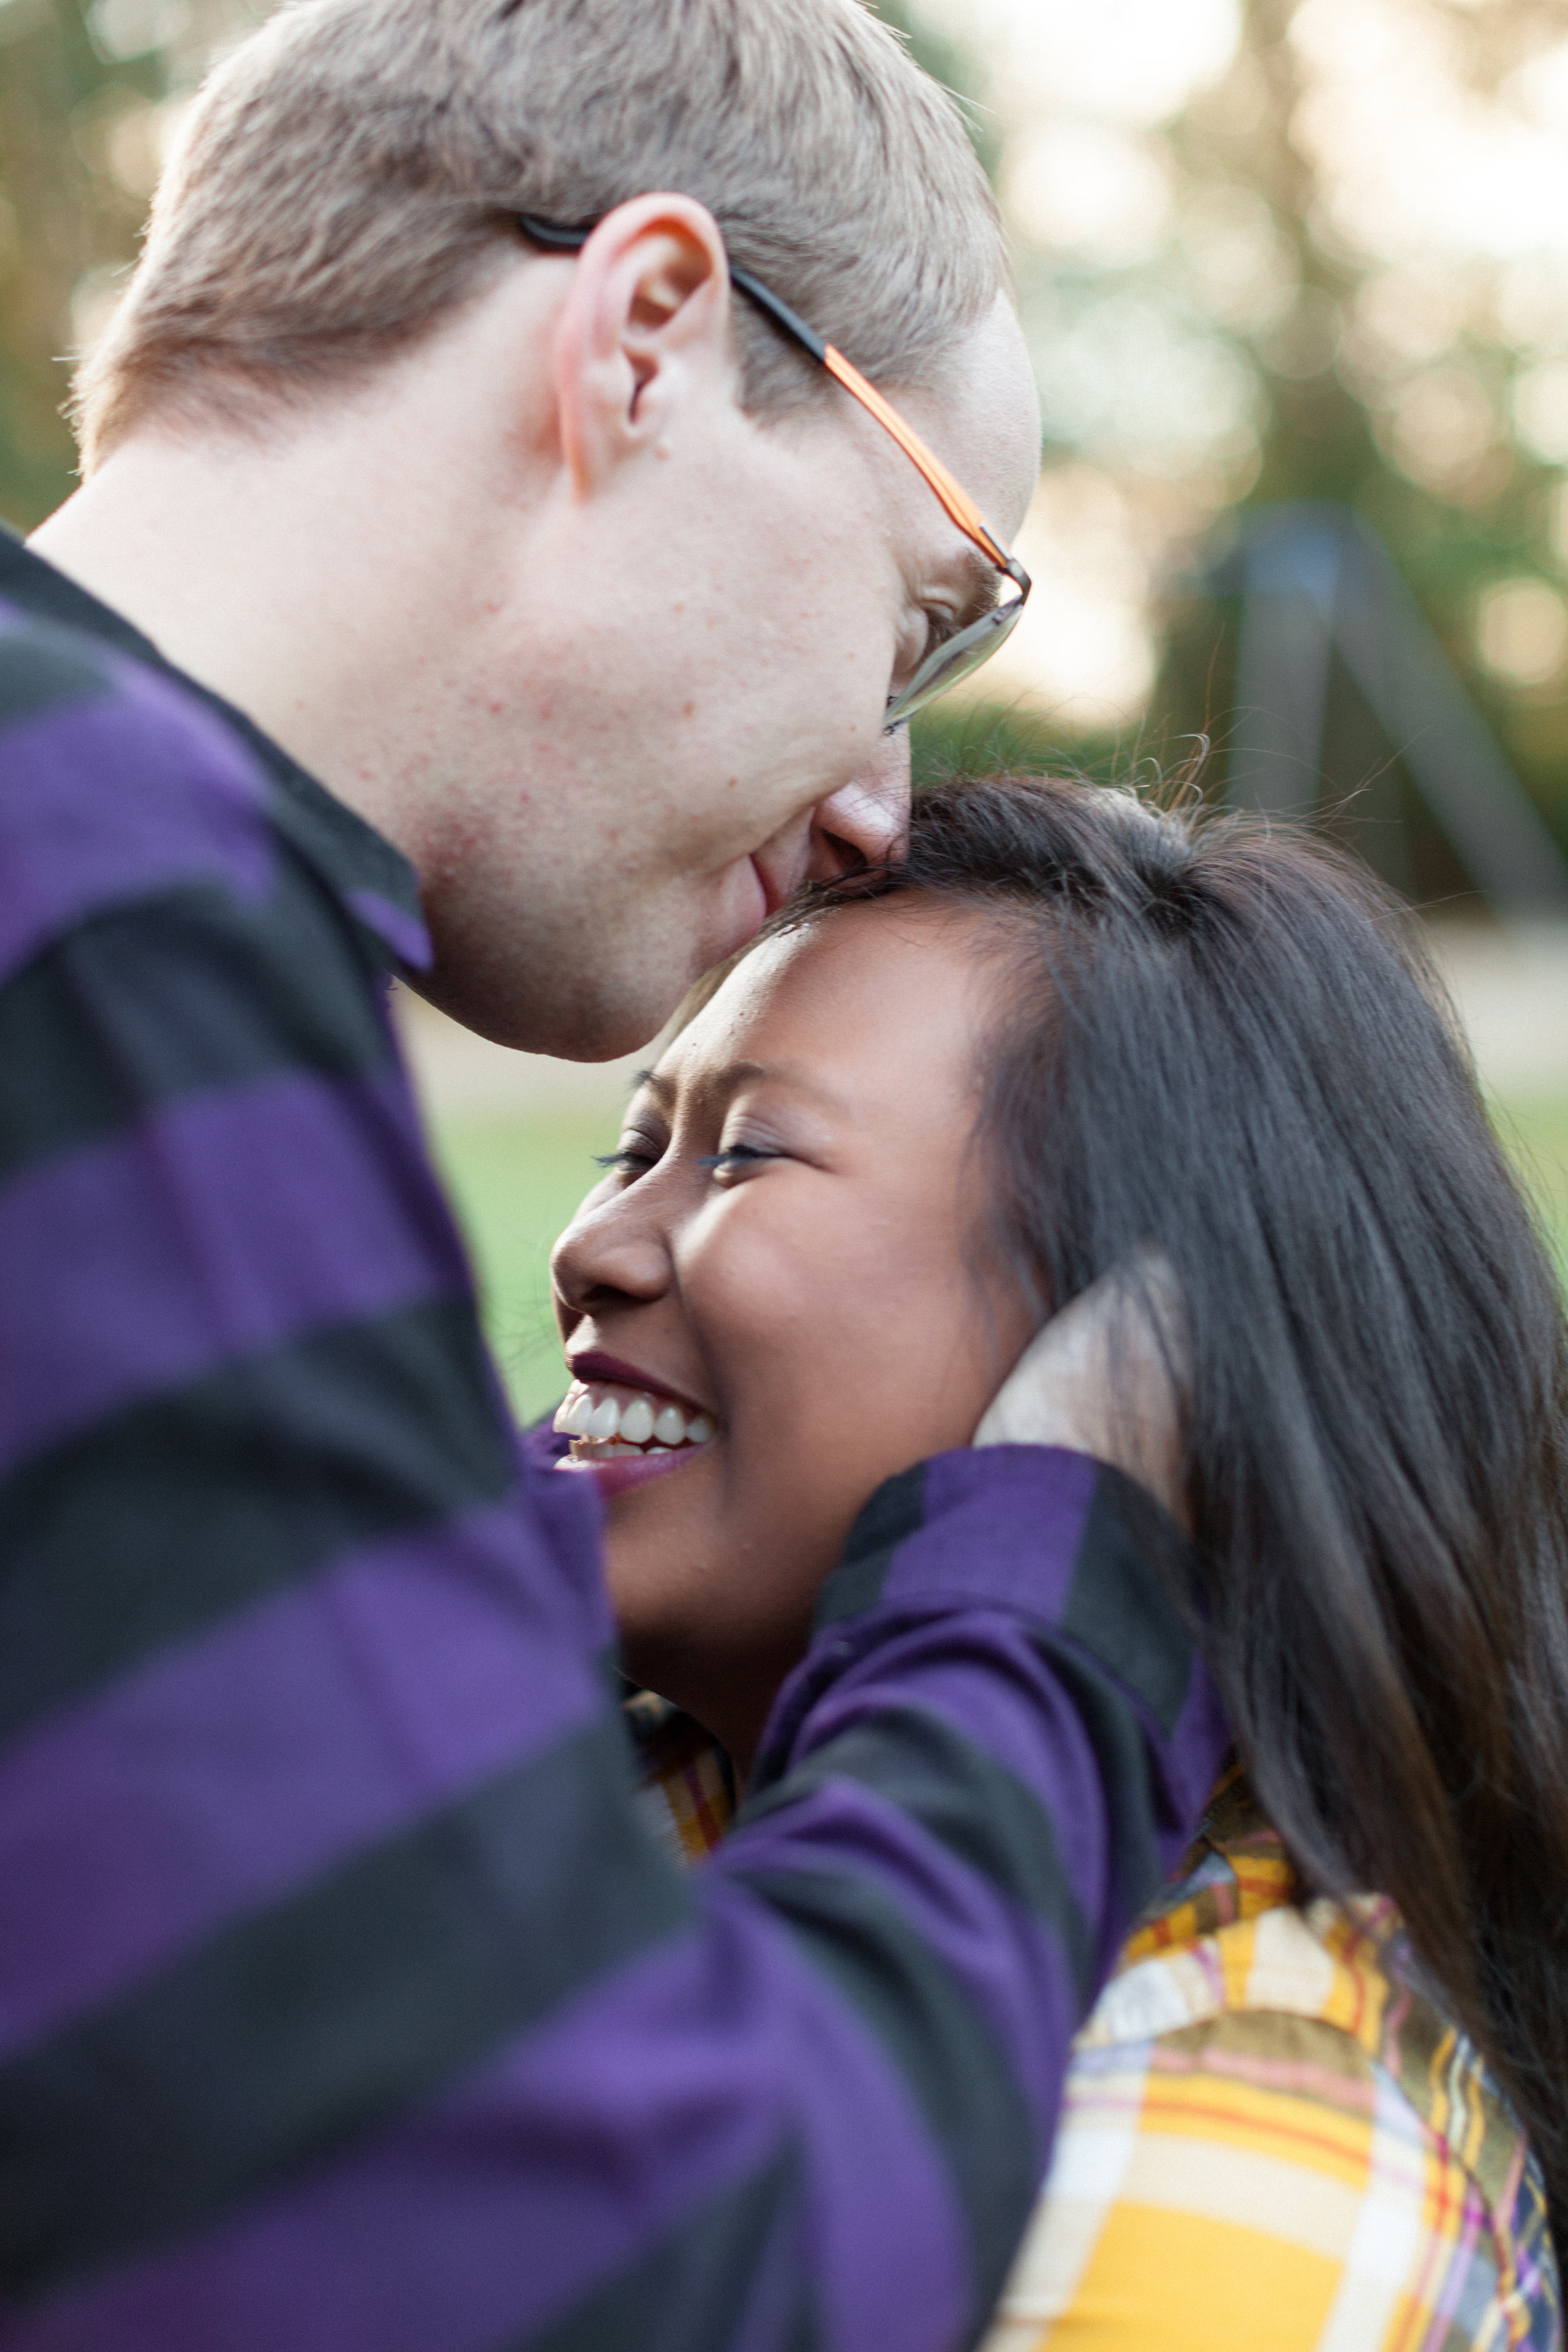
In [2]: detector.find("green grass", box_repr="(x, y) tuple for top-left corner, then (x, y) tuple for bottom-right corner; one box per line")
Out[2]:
(429, 1096), (1568, 1425)
(1487, 1097), (1568, 1278)
(425, 1108), (623, 1423)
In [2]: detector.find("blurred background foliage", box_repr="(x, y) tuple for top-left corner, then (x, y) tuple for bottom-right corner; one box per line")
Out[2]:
(0, 0), (263, 521)
(9, 0), (1568, 886)
(886, 0), (1568, 889)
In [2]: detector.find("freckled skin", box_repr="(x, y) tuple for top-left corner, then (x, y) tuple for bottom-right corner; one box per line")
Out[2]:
(550, 899), (1035, 1773)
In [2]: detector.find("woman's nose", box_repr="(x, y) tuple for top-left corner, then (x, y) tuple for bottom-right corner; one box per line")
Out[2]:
(550, 1191), (672, 1322)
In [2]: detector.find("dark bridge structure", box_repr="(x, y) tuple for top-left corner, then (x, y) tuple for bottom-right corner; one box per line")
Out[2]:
(1210, 504), (1568, 919)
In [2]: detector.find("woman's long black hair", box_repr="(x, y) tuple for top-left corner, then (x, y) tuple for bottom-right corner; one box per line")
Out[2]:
(842, 773), (1568, 2237)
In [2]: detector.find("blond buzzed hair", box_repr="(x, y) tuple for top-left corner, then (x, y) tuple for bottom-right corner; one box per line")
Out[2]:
(75, 0), (1007, 468)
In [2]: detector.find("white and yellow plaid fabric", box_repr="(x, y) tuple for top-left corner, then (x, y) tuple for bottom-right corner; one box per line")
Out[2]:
(624, 1688), (736, 1867)
(982, 1775), (1559, 2351)
(627, 1702), (1557, 2351)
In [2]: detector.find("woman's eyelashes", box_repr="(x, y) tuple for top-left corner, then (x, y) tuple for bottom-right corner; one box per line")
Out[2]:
(696, 1143), (783, 1182)
(595, 1133), (664, 1180)
(591, 1133), (782, 1187)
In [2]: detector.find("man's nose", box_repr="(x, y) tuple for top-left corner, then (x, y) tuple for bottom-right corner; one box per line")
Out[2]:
(807, 725), (912, 882)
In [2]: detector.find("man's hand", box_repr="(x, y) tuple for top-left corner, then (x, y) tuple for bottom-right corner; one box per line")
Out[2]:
(973, 1254), (1190, 1531)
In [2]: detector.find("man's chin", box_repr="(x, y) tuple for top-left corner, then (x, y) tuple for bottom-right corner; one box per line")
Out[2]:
(414, 867), (773, 1061)
(583, 866), (775, 1057)
(405, 961), (649, 1061)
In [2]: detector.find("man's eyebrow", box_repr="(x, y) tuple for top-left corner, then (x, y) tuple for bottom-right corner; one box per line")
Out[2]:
(950, 549), (1004, 635)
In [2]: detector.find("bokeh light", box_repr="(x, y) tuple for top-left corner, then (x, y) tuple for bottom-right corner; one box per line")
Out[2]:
(905, 0), (1568, 776)
(915, 0), (1242, 129)
(1476, 575), (1568, 689)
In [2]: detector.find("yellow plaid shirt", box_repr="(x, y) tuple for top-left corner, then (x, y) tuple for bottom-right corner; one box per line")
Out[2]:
(625, 1688), (738, 1868)
(628, 1706), (1559, 2351)
(986, 1767), (1557, 2351)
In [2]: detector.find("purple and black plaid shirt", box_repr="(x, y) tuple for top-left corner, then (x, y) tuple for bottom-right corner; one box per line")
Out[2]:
(0, 530), (1227, 2352)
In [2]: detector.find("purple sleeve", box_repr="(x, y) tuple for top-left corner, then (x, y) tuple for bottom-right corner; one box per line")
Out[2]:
(0, 611), (1228, 2352)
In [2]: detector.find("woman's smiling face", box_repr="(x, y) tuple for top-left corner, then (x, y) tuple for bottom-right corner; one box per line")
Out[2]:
(549, 896), (1035, 1769)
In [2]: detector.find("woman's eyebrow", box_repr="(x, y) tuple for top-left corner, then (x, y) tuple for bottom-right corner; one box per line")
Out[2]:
(698, 1057), (850, 1114)
(628, 1059), (850, 1118)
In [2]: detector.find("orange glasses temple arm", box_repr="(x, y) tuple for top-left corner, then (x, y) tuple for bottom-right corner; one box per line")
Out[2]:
(822, 346), (1021, 585)
(516, 215), (1026, 593)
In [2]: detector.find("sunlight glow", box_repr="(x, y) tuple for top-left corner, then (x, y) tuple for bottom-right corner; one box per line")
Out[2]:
(1380, 364), (1498, 492)
(913, 0), (1242, 129)
(1513, 360), (1568, 465)
(953, 467), (1161, 726)
(910, 0), (1568, 729)
(1475, 576), (1568, 686)
(1029, 292), (1262, 480)
(1004, 121), (1172, 268)
(1292, 0), (1568, 267)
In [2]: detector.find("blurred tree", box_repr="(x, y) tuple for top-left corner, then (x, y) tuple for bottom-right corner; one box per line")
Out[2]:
(899, 0), (1568, 886)
(871, 0), (1000, 172)
(0, 0), (175, 527)
(1153, 0), (1568, 891)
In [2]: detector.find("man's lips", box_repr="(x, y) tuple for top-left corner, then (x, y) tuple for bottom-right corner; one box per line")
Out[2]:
(750, 850), (797, 919)
(698, 846), (799, 976)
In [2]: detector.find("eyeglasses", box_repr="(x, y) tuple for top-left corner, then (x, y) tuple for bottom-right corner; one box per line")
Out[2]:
(517, 215), (1031, 728)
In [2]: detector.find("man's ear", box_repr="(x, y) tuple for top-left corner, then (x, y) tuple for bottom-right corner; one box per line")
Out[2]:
(550, 194), (736, 497)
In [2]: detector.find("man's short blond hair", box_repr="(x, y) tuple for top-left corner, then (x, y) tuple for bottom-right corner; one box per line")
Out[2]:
(76, 0), (1007, 468)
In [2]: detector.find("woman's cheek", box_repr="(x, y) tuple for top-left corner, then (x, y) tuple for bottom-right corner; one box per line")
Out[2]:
(683, 1208), (836, 1390)
(685, 1183), (970, 1515)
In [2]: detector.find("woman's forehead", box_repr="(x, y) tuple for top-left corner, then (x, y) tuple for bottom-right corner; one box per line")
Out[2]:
(650, 899), (996, 1106)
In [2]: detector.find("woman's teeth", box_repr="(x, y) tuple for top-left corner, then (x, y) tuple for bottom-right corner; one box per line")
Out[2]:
(620, 1396), (655, 1445)
(553, 1381), (716, 1454)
